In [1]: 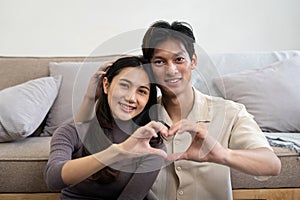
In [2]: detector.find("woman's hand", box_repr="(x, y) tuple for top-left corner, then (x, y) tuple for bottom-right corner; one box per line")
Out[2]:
(74, 62), (114, 123)
(84, 61), (114, 100)
(117, 121), (168, 159)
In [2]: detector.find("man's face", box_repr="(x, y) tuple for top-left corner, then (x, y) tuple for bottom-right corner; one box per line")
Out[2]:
(150, 39), (197, 96)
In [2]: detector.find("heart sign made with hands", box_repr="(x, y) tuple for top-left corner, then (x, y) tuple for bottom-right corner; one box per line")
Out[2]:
(160, 119), (226, 164)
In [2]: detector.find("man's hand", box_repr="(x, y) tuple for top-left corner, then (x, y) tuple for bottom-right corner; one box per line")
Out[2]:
(165, 119), (228, 164)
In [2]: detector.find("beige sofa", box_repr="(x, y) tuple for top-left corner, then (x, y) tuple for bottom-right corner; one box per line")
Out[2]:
(0, 52), (299, 199)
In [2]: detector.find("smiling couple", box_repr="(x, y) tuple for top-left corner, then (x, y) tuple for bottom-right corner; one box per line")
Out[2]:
(45, 20), (281, 200)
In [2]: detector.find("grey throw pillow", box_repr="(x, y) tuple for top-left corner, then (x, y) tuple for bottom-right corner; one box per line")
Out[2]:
(213, 56), (300, 132)
(0, 76), (62, 142)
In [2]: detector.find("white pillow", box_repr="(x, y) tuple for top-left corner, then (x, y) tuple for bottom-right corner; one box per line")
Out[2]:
(0, 76), (62, 142)
(43, 61), (106, 136)
(213, 56), (300, 132)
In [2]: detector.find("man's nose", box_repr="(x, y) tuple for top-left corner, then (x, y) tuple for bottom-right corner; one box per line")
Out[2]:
(165, 62), (178, 75)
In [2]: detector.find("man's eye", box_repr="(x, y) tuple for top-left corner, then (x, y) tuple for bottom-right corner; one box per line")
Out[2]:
(176, 57), (185, 63)
(153, 60), (165, 66)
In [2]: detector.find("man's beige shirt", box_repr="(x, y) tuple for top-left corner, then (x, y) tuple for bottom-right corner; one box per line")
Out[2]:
(148, 88), (272, 200)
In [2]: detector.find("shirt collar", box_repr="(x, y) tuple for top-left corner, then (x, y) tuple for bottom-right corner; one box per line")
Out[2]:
(188, 87), (212, 123)
(157, 87), (212, 126)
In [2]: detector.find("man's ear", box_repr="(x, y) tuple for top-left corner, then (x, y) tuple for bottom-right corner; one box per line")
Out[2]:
(191, 53), (197, 70)
(102, 77), (109, 94)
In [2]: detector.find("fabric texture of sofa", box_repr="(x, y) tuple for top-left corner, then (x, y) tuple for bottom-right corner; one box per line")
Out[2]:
(0, 51), (299, 194)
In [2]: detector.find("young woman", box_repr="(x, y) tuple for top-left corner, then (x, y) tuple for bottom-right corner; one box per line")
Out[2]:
(45, 56), (167, 200)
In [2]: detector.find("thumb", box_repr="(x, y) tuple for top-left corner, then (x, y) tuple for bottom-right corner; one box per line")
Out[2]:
(166, 152), (185, 161)
(149, 148), (168, 159)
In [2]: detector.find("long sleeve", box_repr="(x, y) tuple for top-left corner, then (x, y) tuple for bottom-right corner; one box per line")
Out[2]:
(118, 144), (166, 200)
(44, 122), (81, 191)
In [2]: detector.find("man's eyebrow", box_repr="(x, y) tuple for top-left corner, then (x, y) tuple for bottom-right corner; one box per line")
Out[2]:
(152, 51), (186, 59)
(174, 51), (186, 56)
(151, 55), (164, 60)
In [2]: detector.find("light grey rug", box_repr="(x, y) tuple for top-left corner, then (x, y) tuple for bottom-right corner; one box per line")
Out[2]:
(264, 132), (300, 154)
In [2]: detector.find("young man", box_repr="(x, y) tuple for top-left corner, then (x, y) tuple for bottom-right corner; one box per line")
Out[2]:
(142, 20), (281, 200)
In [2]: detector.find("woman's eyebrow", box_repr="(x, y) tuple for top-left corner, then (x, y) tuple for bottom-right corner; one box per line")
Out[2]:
(139, 85), (150, 91)
(120, 78), (131, 83)
(120, 79), (150, 91)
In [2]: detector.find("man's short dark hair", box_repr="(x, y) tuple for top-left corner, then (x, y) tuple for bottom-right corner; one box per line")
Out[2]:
(142, 20), (196, 61)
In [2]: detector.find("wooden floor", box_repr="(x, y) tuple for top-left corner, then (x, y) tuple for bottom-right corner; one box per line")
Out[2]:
(0, 193), (60, 200)
(233, 188), (300, 200)
(0, 188), (299, 200)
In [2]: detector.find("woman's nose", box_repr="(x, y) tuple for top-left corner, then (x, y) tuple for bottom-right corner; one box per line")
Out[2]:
(125, 90), (137, 103)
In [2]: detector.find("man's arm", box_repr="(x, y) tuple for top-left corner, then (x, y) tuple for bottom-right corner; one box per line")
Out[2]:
(166, 119), (281, 176)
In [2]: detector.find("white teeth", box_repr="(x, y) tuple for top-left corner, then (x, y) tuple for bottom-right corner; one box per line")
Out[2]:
(166, 78), (180, 83)
(120, 103), (134, 111)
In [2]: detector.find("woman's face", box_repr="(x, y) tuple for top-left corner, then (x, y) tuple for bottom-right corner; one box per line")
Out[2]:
(103, 67), (151, 121)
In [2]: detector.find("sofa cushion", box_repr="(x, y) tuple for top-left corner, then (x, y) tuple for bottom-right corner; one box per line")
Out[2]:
(0, 137), (53, 192)
(0, 57), (49, 90)
(0, 76), (62, 142)
(213, 56), (300, 132)
(231, 147), (300, 189)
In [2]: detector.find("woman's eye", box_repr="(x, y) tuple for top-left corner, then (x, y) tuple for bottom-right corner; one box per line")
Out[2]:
(119, 83), (129, 88)
(138, 89), (148, 95)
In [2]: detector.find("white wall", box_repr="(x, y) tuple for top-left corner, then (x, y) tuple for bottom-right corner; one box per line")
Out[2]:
(0, 0), (299, 56)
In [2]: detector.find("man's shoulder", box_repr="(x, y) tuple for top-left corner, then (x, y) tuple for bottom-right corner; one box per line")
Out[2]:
(194, 89), (246, 113)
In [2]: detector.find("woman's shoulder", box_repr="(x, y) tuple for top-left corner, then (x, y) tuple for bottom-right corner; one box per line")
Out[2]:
(52, 120), (76, 136)
(51, 120), (83, 147)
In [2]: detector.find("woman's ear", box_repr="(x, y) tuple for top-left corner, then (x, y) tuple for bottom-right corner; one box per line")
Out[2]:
(102, 77), (109, 94)
(191, 53), (197, 70)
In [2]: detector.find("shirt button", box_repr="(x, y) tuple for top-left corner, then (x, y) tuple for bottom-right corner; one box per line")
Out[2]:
(174, 141), (180, 145)
(176, 166), (182, 171)
(178, 190), (184, 196)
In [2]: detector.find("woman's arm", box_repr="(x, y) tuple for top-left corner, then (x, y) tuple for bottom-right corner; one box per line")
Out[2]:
(74, 62), (112, 123)
(118, 169), (161, 200)
(46, 121), (168, 188)
(118, 145), (165, 200)
(44, 123), (81, 190)
(61, 144), (125, 185)
(44, 123), (122, 189)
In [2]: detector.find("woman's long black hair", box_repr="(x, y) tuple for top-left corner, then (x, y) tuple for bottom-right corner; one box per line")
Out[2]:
(95, 56), (158, 129)
(82, 56), (162, 183)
